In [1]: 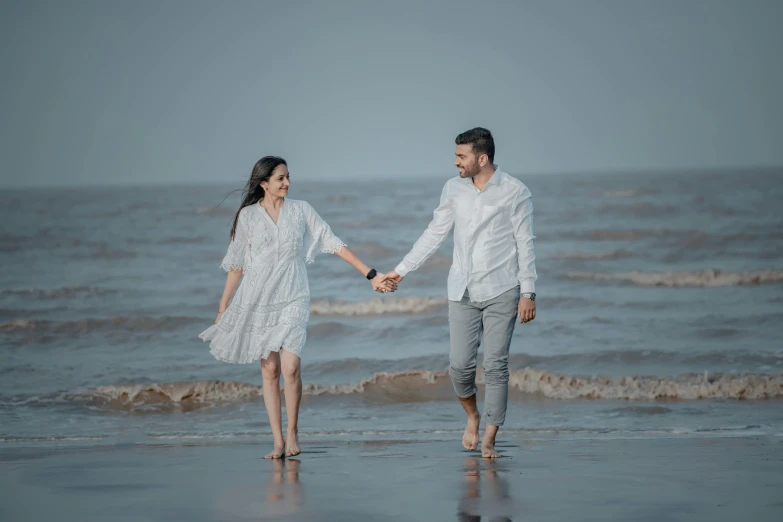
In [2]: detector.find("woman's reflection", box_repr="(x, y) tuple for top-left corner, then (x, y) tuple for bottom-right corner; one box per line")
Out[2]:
(265, 458), (305, 515)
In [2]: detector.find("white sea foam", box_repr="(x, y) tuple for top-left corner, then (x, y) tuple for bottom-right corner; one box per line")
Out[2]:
(63, 369), (782, 409)
(310, 297), (446, 316)
(566, 269), (783, 287)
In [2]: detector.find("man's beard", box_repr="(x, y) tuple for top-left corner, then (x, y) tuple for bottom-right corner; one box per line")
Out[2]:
(461, 162), (481, 178)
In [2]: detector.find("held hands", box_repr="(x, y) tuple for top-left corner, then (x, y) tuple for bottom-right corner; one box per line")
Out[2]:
(517, 297), (536, 324)
(370, 270), (404, 294)
(384, 270), (404, 285)
(371, 273), (398, 293)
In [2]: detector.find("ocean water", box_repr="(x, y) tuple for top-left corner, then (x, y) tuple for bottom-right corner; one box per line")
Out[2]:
(1, 169), (782, 447)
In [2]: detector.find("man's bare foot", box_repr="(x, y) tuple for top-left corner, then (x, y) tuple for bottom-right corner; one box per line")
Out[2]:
(285, 430), (300, 457)
(462, 413), (480, 451)
(481, 432), (501, 459)
(265, 445), (285, 459)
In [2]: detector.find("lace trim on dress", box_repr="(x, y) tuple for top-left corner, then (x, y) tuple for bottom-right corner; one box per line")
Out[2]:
(306, 238), (346, 264)
(220, 262), (245, 273)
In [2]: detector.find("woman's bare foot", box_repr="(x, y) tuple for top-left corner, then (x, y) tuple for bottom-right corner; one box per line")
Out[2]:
(265, 444), (285, 459)
(481, 431), (501, 459)
(285, 429), (300, 457)
(462, 413), (480, 451)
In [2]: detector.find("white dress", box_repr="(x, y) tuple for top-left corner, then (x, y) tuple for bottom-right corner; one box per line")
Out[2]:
(199, 199), (345, 363)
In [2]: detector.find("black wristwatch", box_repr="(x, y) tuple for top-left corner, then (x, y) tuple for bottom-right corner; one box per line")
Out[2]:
(522, 292), (536, 301)
(366, 268), (378, 280)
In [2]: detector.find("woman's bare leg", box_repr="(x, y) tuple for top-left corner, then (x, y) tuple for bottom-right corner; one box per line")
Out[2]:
(281, 349), (302, 456)
(261, 351), (285, 459)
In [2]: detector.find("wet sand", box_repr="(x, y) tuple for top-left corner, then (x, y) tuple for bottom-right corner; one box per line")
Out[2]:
(2, 435), (782, 521)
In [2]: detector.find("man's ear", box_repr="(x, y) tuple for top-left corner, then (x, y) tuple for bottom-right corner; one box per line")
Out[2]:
(479, 154), (489, 167)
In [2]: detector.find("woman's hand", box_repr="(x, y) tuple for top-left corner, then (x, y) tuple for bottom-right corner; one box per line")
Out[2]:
(215, 309), (226, 324)
(370, 273), (397, 293)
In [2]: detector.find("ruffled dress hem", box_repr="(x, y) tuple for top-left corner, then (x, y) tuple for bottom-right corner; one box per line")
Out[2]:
(199, 323), (306, 364)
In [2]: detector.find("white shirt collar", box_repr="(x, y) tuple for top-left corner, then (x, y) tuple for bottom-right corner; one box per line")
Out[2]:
(464, 166), (502, 187)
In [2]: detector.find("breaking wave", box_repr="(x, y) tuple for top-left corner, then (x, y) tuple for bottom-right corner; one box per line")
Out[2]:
(566, 269), (783, 287)
(160, 236), (207, 245)
(87, 381), (262, 405)
(602, 190), (640, 198)
(1, 286), (118, 299)
(599, 203), (676, 218)
(506, 368), (781, 400)
(0, 315), (203, 334)
(558, 250), (633, 260)
(194, 206), (233, 216)
(310, 297), (446, 316)
(72, 246), (137, 260)
(54, 370), (783, 410)
(581, 229), (680, 240)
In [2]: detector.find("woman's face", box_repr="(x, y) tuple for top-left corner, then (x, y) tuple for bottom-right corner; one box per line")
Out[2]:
(262, 164), (290, 198)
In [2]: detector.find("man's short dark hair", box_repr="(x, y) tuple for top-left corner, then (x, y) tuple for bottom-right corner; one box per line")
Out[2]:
(455, 127), (495, 163)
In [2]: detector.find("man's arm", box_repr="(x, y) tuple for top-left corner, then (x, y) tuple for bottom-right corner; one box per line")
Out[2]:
(510, 186), (537, 323)
(387, 183), (454, 281)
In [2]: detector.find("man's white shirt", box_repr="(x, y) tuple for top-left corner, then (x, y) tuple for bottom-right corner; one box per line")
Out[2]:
(395, 167), (537, 302)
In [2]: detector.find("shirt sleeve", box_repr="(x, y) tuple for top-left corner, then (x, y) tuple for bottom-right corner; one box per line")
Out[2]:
(395, 182), (455, 277)
(510, 186), (537, 293)
(302, 202), (346, 264)
(220, 209), (250, 272)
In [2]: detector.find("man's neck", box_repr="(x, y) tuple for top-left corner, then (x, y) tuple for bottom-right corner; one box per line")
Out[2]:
(471, 165), (497, 191)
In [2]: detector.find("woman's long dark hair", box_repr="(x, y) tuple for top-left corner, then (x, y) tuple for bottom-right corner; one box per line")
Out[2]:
(230, 156), (287, 239)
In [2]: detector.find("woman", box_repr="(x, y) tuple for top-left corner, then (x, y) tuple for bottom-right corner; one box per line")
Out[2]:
(199, 156), (395, 459)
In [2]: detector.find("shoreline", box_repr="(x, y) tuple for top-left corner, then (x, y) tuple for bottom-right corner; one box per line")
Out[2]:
(2, 435), (781, 521)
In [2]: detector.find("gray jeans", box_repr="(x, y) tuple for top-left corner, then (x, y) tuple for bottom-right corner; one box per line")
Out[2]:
(448, 286), (519, 427)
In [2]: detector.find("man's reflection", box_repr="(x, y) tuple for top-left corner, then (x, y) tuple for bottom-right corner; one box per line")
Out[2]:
(457, 457), (518, 521)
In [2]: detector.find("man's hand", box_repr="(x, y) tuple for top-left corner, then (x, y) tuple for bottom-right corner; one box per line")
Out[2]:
(517, 297), (536, 324)
(385, 270), (404, 284)
(371, 273), (397, 293)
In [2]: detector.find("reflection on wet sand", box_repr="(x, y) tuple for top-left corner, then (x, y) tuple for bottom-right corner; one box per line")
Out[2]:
(458, 458), (521, 521)
(264, 459), (305, 516)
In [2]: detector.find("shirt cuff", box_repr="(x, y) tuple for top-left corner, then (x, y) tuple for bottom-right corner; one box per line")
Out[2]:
(395, 261), (410, 277)
(520, 279), (536, 293)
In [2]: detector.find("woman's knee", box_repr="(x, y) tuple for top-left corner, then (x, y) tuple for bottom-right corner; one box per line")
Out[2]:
(281, 351), (301, 381)
(261, 355), (281, 380)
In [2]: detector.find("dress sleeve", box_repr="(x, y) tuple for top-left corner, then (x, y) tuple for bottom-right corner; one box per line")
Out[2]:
(302, 202), (345, 264)
(220, 209), (250, 272)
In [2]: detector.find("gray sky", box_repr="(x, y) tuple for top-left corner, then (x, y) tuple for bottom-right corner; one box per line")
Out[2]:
(1, 0), (781, 187)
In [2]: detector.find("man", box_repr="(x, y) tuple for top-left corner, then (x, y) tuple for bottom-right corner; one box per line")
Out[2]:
(386, 127), (537, 458)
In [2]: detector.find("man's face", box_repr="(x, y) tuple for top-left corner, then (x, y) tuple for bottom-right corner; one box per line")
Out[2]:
(454, 144), (482, 178)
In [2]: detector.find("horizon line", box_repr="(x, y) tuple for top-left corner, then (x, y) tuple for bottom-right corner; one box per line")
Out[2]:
(1, 164), (781, 191)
